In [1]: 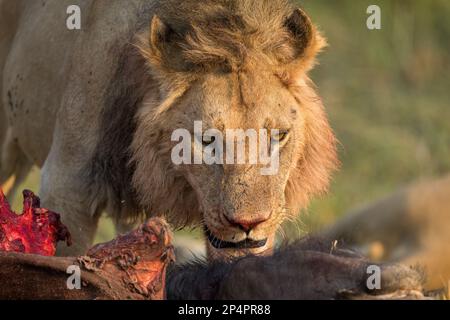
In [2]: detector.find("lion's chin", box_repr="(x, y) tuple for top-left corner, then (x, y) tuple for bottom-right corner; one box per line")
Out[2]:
(205, 226), (268, 250)
(205, 232), (275, 262)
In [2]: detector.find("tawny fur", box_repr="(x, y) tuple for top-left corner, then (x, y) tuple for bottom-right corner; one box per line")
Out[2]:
(132, 0), (337, 227)
(1, 0), (337, 258)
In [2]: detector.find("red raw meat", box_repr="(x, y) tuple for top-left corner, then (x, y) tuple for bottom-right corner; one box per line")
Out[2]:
(0, 189), (71, 256)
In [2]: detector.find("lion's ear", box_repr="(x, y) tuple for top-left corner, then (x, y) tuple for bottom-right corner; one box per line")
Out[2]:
(149, 15), (175, 57)
(284, 8), (327, 71)
(140, 15), (184, 75)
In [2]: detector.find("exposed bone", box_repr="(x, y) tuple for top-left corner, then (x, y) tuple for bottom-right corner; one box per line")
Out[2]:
(0, 189), (71, 256)
(0, 218), (174, 300)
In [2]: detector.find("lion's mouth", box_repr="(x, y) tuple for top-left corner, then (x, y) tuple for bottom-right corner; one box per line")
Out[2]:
(204, 226), (267, 250)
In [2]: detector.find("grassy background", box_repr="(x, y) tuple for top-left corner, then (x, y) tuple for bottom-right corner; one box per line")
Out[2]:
(8, 1), (450, 243)
(297, 0), (450, 234)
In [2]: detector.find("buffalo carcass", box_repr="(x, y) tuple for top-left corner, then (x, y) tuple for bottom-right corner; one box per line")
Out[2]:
(168, 237), (426, 300)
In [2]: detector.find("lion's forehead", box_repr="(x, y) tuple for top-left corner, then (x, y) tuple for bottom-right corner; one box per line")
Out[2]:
(188, 71), (300, 130)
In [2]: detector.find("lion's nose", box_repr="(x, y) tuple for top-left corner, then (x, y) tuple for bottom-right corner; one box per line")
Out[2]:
(225, 215), (270, 232)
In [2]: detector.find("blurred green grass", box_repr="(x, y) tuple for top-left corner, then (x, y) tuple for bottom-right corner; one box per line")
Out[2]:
(296, 0), (450, 234)
(8, 1), (450, 242)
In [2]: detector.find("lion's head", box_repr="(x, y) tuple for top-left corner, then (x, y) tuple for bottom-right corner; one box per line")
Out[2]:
(132, 0), (338, 261)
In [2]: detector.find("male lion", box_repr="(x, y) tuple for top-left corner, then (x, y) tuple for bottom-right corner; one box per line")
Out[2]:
(0, 0), (337, 260)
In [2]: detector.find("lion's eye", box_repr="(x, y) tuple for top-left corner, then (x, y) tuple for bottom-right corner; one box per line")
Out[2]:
(271, 130), (290, 143)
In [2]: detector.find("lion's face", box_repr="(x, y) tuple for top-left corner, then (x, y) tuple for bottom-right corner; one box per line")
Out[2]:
(133, 4), (338, 261)
(169, 60), (306, 259)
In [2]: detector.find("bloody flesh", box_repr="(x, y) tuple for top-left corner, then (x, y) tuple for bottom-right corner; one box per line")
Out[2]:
(0, 189), (71, 256)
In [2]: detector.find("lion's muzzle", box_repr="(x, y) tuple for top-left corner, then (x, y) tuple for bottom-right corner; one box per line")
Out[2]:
(204, 225), (268, 250)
